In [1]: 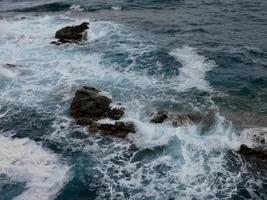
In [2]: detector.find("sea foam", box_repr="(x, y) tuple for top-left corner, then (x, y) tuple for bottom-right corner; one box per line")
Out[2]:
(0, 135), (70, 200)
(170, 46), (216, 92)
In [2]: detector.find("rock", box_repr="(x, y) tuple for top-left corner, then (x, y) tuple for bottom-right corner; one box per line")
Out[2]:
(108, 107), (125, 120)
(186, 112), (203, 123)
(239, 144), (267, 159)
(55, 22), (89, 42)
(70, 86), (112, 120)
(76, 117), (94, 126)
(150, 111), (168, 123)
(70, 86), (136, 138)
(172, 114), (193, 127)
(50, 41), (61, 45)
(5, 63), (16, 68)
(96, 121), (136, 138)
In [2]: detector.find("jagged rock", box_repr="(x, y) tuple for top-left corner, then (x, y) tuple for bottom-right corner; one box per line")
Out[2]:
(108, 107), (125, 120)
(70, 86), (112, 120)
(151, 111), (168, 123)
(55, 22), (89, 43)
(239, 144), (267, 159)
(70, 86), (135, 138)
(91, 121), (136, 138)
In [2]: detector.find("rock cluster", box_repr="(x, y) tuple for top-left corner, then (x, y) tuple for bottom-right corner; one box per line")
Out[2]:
(70, 86), (135, 138)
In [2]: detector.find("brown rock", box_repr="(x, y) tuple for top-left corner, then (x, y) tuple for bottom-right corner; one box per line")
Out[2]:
(172, 114), (193, 127)
(151, 111), (168, 123)
(70, 86), (112, 120)
(238, 144), (267, 159)
(55, 22), (89, 43)
(96, 121), (136, 138)
(108, 107), (125, 120)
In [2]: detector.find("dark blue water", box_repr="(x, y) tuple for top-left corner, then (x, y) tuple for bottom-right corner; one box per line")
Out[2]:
(0, 1), (267, 200)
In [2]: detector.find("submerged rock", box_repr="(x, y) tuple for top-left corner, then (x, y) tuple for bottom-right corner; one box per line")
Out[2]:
(172, 114), (193, 127)
(150, 110), (204, 127)
(239, 144), (267, 159)
(54, 22), (89, 43)
(5, 63), (17, 68)
(70, 86), (112, 120)
(150, 111), (168, 123)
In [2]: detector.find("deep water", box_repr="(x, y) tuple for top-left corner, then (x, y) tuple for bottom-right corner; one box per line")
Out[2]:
(0, 0), (267, 200)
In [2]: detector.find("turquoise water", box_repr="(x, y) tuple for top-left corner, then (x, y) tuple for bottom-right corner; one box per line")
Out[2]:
(0, 1), (266, 199)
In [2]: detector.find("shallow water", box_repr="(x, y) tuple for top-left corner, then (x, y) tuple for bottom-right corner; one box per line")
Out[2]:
(0, 1), (267, 200)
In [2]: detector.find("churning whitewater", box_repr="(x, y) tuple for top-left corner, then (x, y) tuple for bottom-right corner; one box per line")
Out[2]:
(0, 0), (267, 200)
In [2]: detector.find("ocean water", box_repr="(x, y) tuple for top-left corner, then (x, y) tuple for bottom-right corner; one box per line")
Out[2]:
(0, 0), (267, 199)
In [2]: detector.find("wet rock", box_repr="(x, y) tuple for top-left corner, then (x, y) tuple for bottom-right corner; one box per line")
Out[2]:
(93, 121), (136, 138)
(239, 144), (267, 159)
(70, 86), (112, 120)
(5, 63), (17, 68)
(150, 111), (168, 123)
(108, 107), (125, 120)
(50, 41), (61, 45)
(76, 117), (94, 126)
(172, 114), (193, 127)
(55, 22), (89, 43)
(70, 86), (136, 138)
(186, 112), (203, 124)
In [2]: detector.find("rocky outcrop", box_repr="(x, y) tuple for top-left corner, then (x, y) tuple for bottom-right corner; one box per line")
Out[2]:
(53, 22), (89, 44)
(150, 111), (168, 123)
(239, 144), (267, 159)
(70, 86), (134, 138)
(70, 86), (112, 120)
(238, 128), (267, 159)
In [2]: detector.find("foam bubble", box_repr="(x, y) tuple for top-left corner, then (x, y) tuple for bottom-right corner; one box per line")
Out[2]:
(0, 135), (70, 200)
(170, 46), (216, 92)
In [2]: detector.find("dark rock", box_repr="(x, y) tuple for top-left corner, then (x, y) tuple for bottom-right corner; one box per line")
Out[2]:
(70, 86), (112, 120)
(151, 111), (168, 123)
(55, 22), (89, 42)
(239, 144), (267, 159)
(5, 63), (16, 68)
(96, 121), (136, 138)
(187, 112), (203, 123)
(108, 107), (125, 120)
(50, 41), (61, 45)
(172, 114), (193, 127)
(76, 117), (94, 126)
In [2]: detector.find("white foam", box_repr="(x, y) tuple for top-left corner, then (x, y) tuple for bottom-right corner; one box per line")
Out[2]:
(0, 65), (19, 78)
(111, 6), (122, 11)
(69, 4), (84, 12)
(169, 46), (216, 92)
(0, 135), (70, 200)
